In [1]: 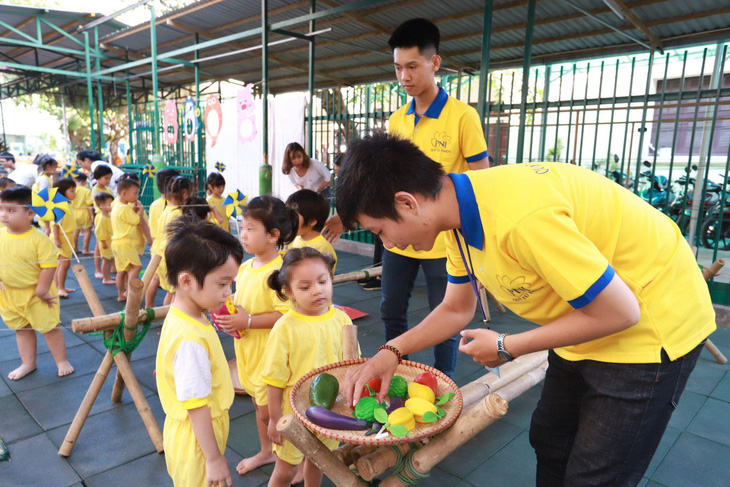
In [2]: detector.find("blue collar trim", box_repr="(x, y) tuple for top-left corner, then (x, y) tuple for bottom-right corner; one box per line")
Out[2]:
(406, 87), (448, 124)
(448, 172), (483, 251)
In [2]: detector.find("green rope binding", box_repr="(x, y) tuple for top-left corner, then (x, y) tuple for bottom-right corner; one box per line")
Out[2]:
(389, 443), (429, 485)
(102, 308), (155, 356)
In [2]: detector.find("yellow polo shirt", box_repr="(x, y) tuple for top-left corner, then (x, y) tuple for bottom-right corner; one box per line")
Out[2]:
(388, 87), (487, 259)
(288, 234), (337, 273)
(445, 163), (715, 364)
(148, 197), (167, 242)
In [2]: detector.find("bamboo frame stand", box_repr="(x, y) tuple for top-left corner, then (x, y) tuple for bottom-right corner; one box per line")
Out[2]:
(59, 267), (164, 457)
(702, 259), (728, 365)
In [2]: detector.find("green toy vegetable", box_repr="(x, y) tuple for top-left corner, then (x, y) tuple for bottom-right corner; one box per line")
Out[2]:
(387, 375), (408, 398)
(309, 373), (339, 409)
(354, 396), (380, 422)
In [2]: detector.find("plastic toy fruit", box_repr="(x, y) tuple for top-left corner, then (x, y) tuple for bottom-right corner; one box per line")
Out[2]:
(408, 381), (436, 404)
(354, 396), (380, 422)
(387, 407), (416, 432)
(405, 397), (438, 423)
(309, 373), (339, 409)
(387, 375), (408, 398)
(210, 296), (241, 339)
(414, 372), (438, 396)
(361, 377), (382, 398)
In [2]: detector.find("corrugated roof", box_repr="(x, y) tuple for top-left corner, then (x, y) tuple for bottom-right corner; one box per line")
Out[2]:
(1, 0), (729, 99)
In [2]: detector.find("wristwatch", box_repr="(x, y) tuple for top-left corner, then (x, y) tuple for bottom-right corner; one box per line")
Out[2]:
(496, 333), (513, 362)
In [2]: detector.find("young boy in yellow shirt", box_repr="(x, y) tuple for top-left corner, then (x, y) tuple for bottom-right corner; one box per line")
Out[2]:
(286, 189), (337, 273)
(0, 186), (74, 381)
(111, 177), (152, 301)
(93, 192), (115, 285)
(156, 217), (243, 487)
(146, 168), (179, 308)
(72, 172), (94, 255)
(92, 165), (114, 279)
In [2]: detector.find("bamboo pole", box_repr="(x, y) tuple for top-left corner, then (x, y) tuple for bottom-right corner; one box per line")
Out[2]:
(111, 278), (145, 403)
(479, 287), (491, 322)
(702, 259), (728, 364)
(357, 444), (411, 482)
(333, 266), (382, 285)
(72, 305), (169, 334)
(277, 415), (369, 487)
(141, 253), (162, 294)
(704, 340), (728, 365)
(350, 445), (378, 465)
(487, 290), (506, 313)
(72, 263), (106, 317)
(332, 444), (357, 467)
(342, 324), (358, 361)
(703, 258), (725, 281)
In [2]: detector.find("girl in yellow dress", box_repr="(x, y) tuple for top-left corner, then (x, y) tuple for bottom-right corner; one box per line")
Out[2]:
(206, 172), (229, 232)
(72, 172), (94, 255)
(155, 217), (244, 486)
(263, 248), (350, 487)
(51, 178), (77, 298)
(93, 192), (115, 285)
(214, 196), (298, 476)
(91, 164), (113, 279)
(145, 168), (180, 308)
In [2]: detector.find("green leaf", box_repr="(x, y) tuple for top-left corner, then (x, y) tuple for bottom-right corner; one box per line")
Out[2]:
(373, 408), (388, 424)
(390, 425), (409, 438)
(435, 392), (455, 405)
(366, 385), (376, 397)
(436, 406), (446, 418)
(421, 411), (438, 423)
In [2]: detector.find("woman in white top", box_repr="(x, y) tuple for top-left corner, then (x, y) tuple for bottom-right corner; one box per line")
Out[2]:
(282, 142), (332, 199)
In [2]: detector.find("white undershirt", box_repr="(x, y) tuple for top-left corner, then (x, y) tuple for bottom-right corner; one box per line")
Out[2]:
(287, 158), (331, 191)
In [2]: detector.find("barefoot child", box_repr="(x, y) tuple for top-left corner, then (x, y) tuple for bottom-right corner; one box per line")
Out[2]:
(0, 186), (74, 380)
(92, 165), (114, 279)
(286, 189), (337, 273)
(34, 155), (59, 235)
(263, 248), (350, 487)
(155, 176), (193, 306)
(214, 196), (298, 476)
(111, 177), (152, 301)
(93, 192), (115, 285)
(51, 178), (78, 298)
(156, 217), (243, 487)
(0, 177), (15, 230)
(72, 172), (94, 254)
(206, 172), (229, 231)
(145, 168), (180, 308)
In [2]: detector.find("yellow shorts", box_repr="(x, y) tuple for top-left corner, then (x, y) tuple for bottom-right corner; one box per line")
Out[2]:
(112, 240), (141, 272)
(75, 210), (92, 230)
(163, 411), (229, 487)
(235, 331), (270, 406)
(156, 256), (174, 293)
(97, 238), (113, 259)
(0, 284), (60, 333)
(57, 234), (74, 259)
(136, 231), (146, 256)
(274, 433), (338, 466)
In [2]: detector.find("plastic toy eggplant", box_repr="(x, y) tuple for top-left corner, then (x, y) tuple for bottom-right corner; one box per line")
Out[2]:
(305, 407), (369, 430)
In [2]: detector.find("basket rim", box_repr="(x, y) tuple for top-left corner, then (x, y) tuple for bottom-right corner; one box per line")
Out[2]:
(290, 358), (463, 446)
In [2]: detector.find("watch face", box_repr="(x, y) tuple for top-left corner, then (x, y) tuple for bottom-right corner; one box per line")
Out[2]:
(497, 350), (512, 361)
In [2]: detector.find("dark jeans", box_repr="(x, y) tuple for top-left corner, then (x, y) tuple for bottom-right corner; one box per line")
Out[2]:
(380, 249), (457, 377)
(373, 235), (383, 267)
(530, 342), (705, 487)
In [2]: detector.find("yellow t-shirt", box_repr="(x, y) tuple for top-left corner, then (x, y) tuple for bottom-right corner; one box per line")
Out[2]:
(207, 195), (230, 232)
(91, 185), (113, 212)
(0, 227), (58, 288)
(52, 211), (77, 258)
(72, 185), (93, 228)
(233, 254), (291, 405)
(444, 163), (715, 364)
(94, 212), (113, 259)
(156, 306), (233, 421)
(288, 234), (338, 273)
(111, 203), (140, 243)
(32, 174), (53, 194)
(388, 87), (488, 259)
(155, 205), (182, 257)
(148, 197), (167, 242)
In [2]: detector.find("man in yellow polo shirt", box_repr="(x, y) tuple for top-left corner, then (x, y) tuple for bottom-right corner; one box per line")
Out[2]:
(336, 133), (715, 486)
(380, 18), (488, 378)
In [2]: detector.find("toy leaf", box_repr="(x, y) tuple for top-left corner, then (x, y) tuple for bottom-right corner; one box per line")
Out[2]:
(421, 411), (438, 423)
(436, 406), (446, 418)
(435, 393), (455, 405)
(374, 408), (388, 424)
(390, 425), (408, 438)
(367, 385), (376, 397)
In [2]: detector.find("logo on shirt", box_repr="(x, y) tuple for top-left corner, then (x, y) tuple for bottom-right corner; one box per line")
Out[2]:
(498, 275), (541, 302)
(527, 163), (549, 175)
(431, 131), (452, 151)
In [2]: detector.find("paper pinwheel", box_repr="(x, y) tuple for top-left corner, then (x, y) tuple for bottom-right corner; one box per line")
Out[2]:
(61, 164), (79, 179)
(29, 187), (72, 223)
(142, 163), (156, 178)
(214, 161), (226, 173)
(222, 190), (247, 218)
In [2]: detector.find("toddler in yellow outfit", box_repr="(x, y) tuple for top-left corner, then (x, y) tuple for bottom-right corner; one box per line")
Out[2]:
(155, 217), (244, 487)
(286, 189), (337, 272)
(51, 178), (78, 298)
(206, 172), (229, 232)
(0, 186), (74, 381)
(214, 195), (298, 476)
(93, 192), (115, 284)
(263, 248), (349, 486)
(91, 164), (114, 279)
(72, 172), (94, 255)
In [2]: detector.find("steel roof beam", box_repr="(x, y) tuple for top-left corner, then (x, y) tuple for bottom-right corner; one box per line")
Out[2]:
(602, 0), (664, 52)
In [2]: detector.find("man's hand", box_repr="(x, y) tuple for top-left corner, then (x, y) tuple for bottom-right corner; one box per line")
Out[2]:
(458, 328), (501, 367)
(322, 215), (344, 243)
(344, 348), (399, 406)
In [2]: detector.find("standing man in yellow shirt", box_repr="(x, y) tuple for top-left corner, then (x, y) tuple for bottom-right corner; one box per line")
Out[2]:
(338, 133), (715, 486)
(380, 19), (488, 378)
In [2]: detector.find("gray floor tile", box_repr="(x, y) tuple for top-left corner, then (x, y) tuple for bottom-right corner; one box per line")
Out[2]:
(501, 384), (543, 429)
(0, 433), (81, 487)
(0, 375), (11, 398)
(129, 355), (158, 394)
(229, 393), (256, 421)
(0, 395), (42, 443)
(652, 433), (730, 487)
(46, 398), (166, 478)
(227, 411), (265, 459)
(667, 391), (706, 430)
(404, 466), (462, 486)
(645, 426), (681, 478)
(465, 430), (536, 487)
(686, 397), (730, 447)
(16, 367), (155, 430)
(0, 326), (86, 364)
(709, 371), (730, 403)
(684, 359), (727, 395)
(438, 420), (524, 477)
(85, 451), (171, 487)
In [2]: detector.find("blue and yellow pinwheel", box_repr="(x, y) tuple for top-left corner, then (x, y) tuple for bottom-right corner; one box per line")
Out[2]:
(142, 163), (156, 178)
(29, 187), (72, 223)
(61, 164), (79, 179)
(222, 189), (247, 218)
(214, 161), (226, 173)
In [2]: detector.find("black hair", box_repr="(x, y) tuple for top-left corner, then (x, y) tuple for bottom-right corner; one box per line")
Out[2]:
(116, 172), (139, 184)
(37, 155), (58, 172)
(93, 165), (113, 180)
(336, 131), (445, 230)
(77, 149), (101, 162)
(0, 177), (15, 190)
(206, 172), (226, 191)
(93, 191), (114, 205)
(388, 18), (440, 55)
(165, 217), (244, 288)
(0, 152), (15, 163)
(0, 185), (32, 206)
(286, 189), (330, 232)
(156, 168), (180, 194)
(117, 177), (140, 193)
(333, 154), (344, 168)
(267, 247), (335, 301)
(55, 178), (77, 199)
(166, 175), (194, 204)
(73, 172), (88, 182)
(182, 196), (211, 222)
(243, 195), (299, 249)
